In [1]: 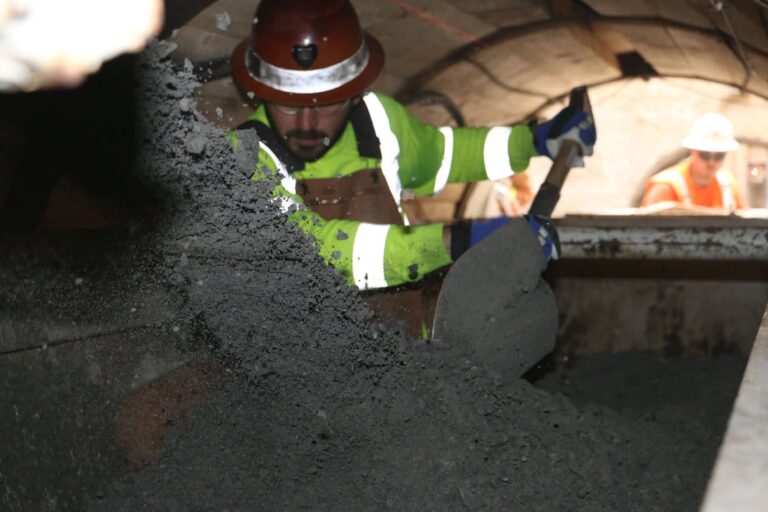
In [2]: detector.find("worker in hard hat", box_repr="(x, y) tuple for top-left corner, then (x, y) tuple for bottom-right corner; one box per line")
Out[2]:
(114, 0), (597, 469)
(641, 113), (744, 211)
(229, 0), (594, 314)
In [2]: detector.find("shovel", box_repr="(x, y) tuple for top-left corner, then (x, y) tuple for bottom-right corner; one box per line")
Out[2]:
(431, 86), (592, 381)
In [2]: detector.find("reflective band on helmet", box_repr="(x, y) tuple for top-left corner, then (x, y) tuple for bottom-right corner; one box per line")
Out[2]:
(246, 41), (370, 94)
(352, 223), (390, 289)
(483, 126), (513, 180)
(433, 127), (454, 195)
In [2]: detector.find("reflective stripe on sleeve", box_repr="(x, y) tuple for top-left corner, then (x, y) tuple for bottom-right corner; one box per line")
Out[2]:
(433, 127), (454, 195)
(352, 223), (390, 289)
(483, 126), (514, 180)
(362, 93), (406, 222)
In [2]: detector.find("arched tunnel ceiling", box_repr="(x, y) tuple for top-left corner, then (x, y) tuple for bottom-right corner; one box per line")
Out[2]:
(169, 0), (768, 128)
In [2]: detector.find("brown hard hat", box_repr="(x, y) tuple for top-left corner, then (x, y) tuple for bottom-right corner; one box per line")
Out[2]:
(231, 0), (385, 106)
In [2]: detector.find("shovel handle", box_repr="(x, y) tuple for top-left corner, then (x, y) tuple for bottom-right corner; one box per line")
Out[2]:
(528, 86), (592, 218)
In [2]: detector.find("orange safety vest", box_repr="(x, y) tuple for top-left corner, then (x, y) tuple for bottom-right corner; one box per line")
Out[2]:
(644, 160), (742, 210)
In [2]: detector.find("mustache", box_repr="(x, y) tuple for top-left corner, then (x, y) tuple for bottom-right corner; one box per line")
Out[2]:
(286, 129), (328, 141)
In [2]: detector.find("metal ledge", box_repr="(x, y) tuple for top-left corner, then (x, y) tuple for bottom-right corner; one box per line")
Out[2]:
(557, 216), (768, 261)
(700, 303), (768, 511)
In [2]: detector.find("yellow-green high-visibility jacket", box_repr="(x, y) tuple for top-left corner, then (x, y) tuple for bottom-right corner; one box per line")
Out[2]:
(234, 92), (538, 290)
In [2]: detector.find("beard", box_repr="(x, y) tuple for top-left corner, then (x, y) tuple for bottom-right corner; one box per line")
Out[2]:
(285, 129), (331, 162)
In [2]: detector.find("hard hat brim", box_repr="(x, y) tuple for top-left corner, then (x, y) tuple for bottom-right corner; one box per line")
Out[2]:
(230, 33), (385, 106)
(681, 136), (740, 153)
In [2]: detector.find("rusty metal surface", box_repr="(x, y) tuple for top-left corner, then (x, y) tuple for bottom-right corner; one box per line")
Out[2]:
(700, 303), (768, 512)
(557, 216), (768, 261)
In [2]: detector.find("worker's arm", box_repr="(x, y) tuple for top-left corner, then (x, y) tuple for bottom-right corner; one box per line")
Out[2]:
(289, 208), (452, 289)
(287, 204), (558, 289)
(510, 173), (534, 208)
(368, 93), (539, 197)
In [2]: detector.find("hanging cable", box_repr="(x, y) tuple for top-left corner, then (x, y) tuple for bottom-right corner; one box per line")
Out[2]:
(709, 0), (754, 89)
(402, 90), (466, 126)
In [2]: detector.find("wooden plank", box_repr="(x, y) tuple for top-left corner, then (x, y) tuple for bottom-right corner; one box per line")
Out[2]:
(666, 26), (747, 84)
(700, 303), (768, 512)
(184, 0), (253, 41)
(442, 0), (549, 29)
(471, 24), (620, 98)
(373, 0), (496, 40)
(745, 50), (768, 100)
(614, 22), (746, 85)
(170, 25), (241, 63)
(703, 0), (768, 54)
(161, 0), (218, 38)
(362, 1), (493, 80)
(194, 78), (254, 129)
(425, 60), (543, 125)
(582, 0), (713, 30)
(168, 0), (252, 63)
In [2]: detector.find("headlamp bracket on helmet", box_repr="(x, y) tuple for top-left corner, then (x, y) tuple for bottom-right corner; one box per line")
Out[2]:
(292, 44), (318, 69)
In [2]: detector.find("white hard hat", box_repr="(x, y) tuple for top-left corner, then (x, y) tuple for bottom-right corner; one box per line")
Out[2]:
(681, 113), (740, 152)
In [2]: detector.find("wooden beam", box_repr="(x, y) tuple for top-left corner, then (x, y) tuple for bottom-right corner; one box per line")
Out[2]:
(161, 0), (219, 38)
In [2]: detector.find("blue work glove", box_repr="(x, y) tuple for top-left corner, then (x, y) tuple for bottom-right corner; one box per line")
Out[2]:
(469, 216), (510, 247)
(524, 214), (560, 262)
(453, 215), (559, 263)
(533, 106), (596, 167)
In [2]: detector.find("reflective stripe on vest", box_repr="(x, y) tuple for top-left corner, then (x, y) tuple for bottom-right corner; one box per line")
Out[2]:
(657, 168), (692, 206)
(715, 170), (735, 211)
(361, 93), (409, 225)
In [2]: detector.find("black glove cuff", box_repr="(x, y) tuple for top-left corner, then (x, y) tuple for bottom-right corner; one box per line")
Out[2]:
(450, 222), (472, 261)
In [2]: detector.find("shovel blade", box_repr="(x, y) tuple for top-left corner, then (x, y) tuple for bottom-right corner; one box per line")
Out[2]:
(432, 218), (558, 381)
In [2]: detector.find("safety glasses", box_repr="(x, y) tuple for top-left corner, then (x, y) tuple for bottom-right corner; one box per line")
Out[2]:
(698, 151), (726, 161)
(272, 99), (351, 117)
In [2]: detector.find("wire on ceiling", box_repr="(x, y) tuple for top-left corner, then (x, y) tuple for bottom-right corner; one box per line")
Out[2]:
(402, 91), (466, 127)
(709, 0), (755, 89)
